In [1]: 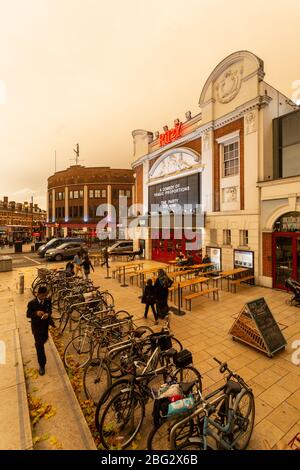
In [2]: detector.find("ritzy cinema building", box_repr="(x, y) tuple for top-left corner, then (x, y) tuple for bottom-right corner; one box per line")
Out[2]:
(131, 51), (300, 290)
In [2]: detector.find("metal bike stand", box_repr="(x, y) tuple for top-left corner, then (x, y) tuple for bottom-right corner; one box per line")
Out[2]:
(170, 282), (185, 316)
(104, 263), (111, 279)
(121, 265), (128, 287)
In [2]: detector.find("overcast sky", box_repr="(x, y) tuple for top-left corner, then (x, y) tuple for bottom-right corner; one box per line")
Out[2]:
(0, 0), (299, 209)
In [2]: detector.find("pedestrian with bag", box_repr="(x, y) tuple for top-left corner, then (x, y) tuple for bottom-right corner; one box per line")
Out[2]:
(154, 269), (173, 319)
(81, 253), (94, 280)
(141, 278), (158, 324)
(26, 286), (55, 376)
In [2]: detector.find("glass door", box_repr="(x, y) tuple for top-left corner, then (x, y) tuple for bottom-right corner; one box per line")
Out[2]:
(273, 236), (293, 288)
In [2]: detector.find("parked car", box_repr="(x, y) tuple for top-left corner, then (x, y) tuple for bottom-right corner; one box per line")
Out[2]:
(37, 237), (84, 258)
(44, 241), (87, 261)
(104, 240), (134, 254)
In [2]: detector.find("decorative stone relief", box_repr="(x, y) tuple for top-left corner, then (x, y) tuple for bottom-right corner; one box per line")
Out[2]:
(245, 110), (257, 134)
(215, 65), (243, 104)
(202, 131), (211, 151)
(150, 150), (201, 180)
(222, 186), (238, 203)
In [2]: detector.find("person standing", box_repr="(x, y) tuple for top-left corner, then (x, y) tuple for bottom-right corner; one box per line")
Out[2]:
(154, 269), (173, 319)
(202, 252), (211, 264)
(141, 279), (158, 324)
(73, 251), (82, 276)
(101, 246), (109, 268)
(81, 253), (94, 280)
(26, 286), (54, 376)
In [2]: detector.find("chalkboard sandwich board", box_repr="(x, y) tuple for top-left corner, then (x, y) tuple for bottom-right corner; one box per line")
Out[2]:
(229, 297), (287, 357)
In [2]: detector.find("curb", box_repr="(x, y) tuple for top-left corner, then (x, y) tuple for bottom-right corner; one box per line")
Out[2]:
(48, 335), (97, 450)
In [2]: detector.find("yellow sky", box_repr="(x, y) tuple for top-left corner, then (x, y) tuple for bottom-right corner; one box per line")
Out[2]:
(0, 0), (299, 208)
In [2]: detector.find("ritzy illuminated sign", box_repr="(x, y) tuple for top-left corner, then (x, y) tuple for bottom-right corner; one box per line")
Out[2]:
(159, 120), (183, 147)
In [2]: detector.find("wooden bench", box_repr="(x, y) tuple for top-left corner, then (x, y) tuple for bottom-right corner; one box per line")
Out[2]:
(184, 288), (219, 311)
(116, 269), (139, 282)
(229, 275), (255, 293)
(129, 271), (142, 285)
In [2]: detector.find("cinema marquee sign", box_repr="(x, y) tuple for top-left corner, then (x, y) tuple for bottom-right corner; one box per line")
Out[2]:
(159, 120), (183, 147)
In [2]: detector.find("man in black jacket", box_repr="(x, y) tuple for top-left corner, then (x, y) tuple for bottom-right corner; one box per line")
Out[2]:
(26, 286), (55, 375)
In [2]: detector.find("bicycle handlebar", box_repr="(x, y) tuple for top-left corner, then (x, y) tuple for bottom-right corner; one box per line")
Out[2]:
(213, 357), (250, 390)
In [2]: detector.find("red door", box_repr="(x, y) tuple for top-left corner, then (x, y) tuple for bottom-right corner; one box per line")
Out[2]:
(273, 232), (300, 289)
(152, 231), (187, 262)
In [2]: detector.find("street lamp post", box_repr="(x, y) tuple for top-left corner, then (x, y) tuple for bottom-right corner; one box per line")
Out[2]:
(31, 196), (34, 243)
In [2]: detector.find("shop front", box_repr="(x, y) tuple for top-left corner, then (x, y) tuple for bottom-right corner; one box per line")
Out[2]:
(272, 212), (300, 289)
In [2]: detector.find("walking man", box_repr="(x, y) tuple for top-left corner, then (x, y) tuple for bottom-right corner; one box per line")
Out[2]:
(26, 286), (55, 375)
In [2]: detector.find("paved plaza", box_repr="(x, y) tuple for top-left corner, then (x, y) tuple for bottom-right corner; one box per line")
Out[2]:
(0, 260), (299, 450)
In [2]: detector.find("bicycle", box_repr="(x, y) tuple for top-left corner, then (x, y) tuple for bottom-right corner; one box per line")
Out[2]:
(96, 333), (202, 449)
(63, 311), (134, 369)
(168, 357), (255, 451)
(83, 325), (155, 405)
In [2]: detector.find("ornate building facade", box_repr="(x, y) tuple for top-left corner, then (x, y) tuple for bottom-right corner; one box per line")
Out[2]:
(131, 51), (299, 288)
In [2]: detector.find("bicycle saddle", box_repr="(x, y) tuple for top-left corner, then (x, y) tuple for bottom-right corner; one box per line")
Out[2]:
(225, 380), (242, 396)
(180, 380), (198, 395)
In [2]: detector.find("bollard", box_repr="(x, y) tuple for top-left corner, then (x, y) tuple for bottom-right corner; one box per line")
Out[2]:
(18, 273), (24, 294)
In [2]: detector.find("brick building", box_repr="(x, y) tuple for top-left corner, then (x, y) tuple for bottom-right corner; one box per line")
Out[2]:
(46, 165), (134, 239)
(0, 196), (46, 243)
(131, 50), (299, 289)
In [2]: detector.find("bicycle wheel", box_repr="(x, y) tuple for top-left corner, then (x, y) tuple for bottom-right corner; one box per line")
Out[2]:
(56, 311), (70, 336)
(173, 366), (202, 392)
(101, 292), (114, 308)
(95, 378), (132, 432)
(147, 417), (194, 451)
(232, 390), (255, 450)
(83, 359), (112, 405)
(175, 438), (213, 450)
(32, 280), (51, 297)
(99, 389), (145, 449)
(63, 334), (93, 369)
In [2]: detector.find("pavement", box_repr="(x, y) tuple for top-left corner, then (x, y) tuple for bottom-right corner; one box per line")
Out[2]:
(0, 267), (96, 450)
(0, 259), (299, 450)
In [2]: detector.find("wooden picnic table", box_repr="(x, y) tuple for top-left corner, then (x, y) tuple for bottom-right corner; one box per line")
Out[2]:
(219, 268), (250, 291)
(113, 260), (144, 269)
(189, 263), (215, 270)
(173, 276), (210, 308)
(112, 261), (144, 286)
(168, 269), (194, 281)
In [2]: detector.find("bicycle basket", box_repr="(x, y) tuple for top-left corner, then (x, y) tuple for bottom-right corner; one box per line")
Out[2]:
(173, 349), (193, 368)
(150, 333), (172, 351)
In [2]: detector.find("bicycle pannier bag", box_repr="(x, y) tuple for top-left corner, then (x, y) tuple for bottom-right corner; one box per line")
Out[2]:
(173, 349), (193, 368)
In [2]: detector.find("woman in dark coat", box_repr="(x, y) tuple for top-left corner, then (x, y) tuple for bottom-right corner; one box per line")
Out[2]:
(154, 269), (173, 318)
(141, 278), (158, 324)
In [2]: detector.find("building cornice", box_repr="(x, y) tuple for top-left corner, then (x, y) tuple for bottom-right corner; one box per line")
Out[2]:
(132, 95), (272, 168)
(257, 175), (300, 187)
(206, 210), (260, 217)
(48, 182), (134, 191)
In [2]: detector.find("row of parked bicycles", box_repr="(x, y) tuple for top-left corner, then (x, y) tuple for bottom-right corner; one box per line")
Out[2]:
(31, 268), (256, 451)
